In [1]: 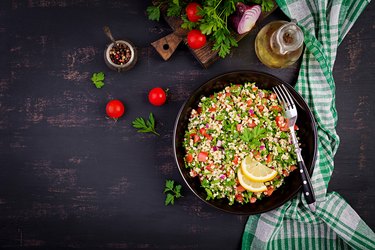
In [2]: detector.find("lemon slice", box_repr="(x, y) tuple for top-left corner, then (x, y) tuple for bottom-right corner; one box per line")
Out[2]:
(237, 168), (267, 192)
(241, 155), (277, 182)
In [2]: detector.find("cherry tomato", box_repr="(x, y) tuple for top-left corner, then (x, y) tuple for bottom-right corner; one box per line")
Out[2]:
(187, 29), (206, 49)
(186, 2), (202, 22)
(106, 99), (125, 119)
(148, 87), (167, 106)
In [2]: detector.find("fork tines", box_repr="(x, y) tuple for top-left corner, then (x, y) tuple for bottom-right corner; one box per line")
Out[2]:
(273, 85), (295, 110)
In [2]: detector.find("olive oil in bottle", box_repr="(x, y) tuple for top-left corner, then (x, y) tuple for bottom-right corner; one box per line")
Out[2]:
(255, 20), (304, 68)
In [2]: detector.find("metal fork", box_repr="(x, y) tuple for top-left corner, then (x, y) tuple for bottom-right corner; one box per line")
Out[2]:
(273, 84), (316, 212)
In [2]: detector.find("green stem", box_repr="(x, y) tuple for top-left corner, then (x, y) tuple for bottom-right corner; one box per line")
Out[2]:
(214, 0), (222, 10)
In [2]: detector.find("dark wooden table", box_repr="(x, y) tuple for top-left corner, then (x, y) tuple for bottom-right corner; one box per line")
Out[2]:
(0, 1), (374, 249)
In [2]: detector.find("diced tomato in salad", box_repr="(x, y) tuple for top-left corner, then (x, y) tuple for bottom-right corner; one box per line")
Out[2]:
(250, 197), (257, 203)
(275, 115), (289, 131)
(235, 194), (244, 202)
(198, 151), (208, 162)
(186, 153), (193, 163)
(232, 155), (239, 165)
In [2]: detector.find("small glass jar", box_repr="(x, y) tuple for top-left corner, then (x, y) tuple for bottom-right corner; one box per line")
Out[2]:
(255, 20), (304, 68)
(104, 39), (137, 72)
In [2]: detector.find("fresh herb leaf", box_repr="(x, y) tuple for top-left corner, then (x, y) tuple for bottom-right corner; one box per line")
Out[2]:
(91, 72), (105, 89)
(164, 179), (183, 206)
(164, 179), (175, 192)
(167, 1), (182, 17)
(165, 193), (175, 205)
(132, 112), (160, 136)
(181, 15), (197, 30)
(252, 0), (274, 12)
(146, 5), (161, 21)
(147, 0), (273, 58)
(240, 125), (267, 149)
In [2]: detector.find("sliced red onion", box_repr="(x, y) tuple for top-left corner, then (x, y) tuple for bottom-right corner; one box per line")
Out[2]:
(249, 109), (254, 115)
(206, 123), (209, 128)
(219, 174), (226, 180)
(216, 140), (222, 147)
(213, 146), (218, 151)
(230, 3), (261, 35)
(260, 145), (265, 150)
(258, 91), (264, 98)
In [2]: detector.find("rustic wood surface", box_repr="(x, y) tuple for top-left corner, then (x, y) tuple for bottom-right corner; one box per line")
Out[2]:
(0, 0), (374, 249)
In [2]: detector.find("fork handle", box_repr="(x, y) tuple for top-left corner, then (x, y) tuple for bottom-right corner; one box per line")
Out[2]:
(297, 159), (316, 211)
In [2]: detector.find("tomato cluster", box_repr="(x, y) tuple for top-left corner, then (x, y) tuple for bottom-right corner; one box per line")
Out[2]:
(185, 2), (207, 50)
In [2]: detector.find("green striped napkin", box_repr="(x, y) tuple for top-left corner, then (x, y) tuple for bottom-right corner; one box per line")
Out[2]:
(242, 0), (375, 249)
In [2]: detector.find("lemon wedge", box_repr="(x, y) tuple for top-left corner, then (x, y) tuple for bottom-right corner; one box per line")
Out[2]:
(237, 168), (267, 192)
(241, 155), (277, 182)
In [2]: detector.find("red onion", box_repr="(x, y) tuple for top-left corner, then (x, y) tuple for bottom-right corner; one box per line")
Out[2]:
(249, 109), (254, 115)
(260, 145), (265, 150)
(230, 3), (261, 35)
(216, 140), (222, 147)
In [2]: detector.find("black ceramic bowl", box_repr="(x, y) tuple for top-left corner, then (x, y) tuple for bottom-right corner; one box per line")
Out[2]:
(173, 71), (317, 214)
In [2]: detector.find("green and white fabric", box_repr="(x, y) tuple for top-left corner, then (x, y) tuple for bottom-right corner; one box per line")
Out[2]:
(242, 0), (375, 249)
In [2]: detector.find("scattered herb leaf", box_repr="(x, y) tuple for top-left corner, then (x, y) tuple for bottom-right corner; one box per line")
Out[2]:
(146, 5), (161, 21)
(132, 112), (160, 136)
(91, 72), (105, 89)
(164, 179), (183, 205)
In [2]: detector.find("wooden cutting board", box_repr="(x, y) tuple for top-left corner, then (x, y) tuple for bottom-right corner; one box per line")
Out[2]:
(151, 1), (277, 68)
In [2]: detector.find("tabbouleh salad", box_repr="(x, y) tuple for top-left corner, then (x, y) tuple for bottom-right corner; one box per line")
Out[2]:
(183, 82), (298, 205)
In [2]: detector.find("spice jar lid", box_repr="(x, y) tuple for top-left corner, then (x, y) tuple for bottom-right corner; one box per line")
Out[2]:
(104, 39), (137, 72)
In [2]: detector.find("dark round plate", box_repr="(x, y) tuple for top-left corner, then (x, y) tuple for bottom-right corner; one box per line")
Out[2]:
(173, 71), (317, 214)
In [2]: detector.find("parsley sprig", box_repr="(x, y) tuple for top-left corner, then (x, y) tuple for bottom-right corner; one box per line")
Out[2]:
(240, 125), (267, 150)
(146, 4), (161, 21)
(91, 72), (105, 89)
(146, 0), (274, 58)
(164, 179), (183, 205)
(132, 112), (160, 136)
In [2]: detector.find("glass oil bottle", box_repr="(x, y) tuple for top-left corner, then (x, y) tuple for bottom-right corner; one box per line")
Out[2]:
(255, 20), (304, 68)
